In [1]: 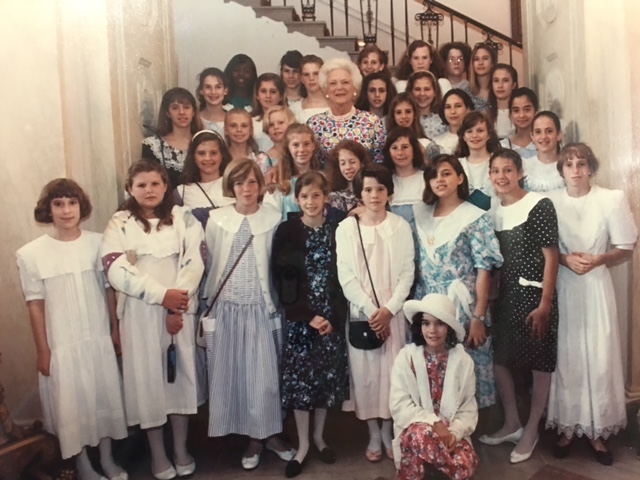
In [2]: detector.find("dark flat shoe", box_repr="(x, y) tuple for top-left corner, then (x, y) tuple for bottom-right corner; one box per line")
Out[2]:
(285, 459), (304, 478)
(552, 438), (574, 459)
(589, 443), (613, 466)
(317, 447), (336, 464)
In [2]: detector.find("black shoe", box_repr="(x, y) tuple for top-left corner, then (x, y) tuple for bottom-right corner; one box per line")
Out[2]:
(552, 438), (573, 459)
(589, 443), (613, 466)
(285, 459), (304, 478)
(317, 447), (336, 464)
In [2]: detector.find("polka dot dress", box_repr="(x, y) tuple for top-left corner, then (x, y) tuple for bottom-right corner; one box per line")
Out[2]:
(492, 194), (559, 372)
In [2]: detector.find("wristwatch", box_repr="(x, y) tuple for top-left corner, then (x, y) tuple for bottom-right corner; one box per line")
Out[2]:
(472, 314), (486, 323)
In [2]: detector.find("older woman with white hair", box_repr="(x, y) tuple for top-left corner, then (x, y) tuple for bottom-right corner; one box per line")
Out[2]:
(307, 57), (386, 165)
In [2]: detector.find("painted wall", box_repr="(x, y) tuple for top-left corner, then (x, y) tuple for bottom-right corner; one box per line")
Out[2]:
(523, 0), (640, 400)
(174, 0), (348, 95)
(0, 0), (176, 420)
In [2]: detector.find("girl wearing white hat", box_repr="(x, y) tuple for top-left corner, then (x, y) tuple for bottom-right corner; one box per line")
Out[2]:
(390, 293), (479, 479)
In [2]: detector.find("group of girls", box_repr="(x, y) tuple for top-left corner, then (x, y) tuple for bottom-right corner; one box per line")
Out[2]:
(15, 44), (638, 480)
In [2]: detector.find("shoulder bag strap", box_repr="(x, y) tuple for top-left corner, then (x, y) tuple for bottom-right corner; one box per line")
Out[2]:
(354, 215), (380, 308)
(203, 234), (254, 317)
(195, 182), (216, 209)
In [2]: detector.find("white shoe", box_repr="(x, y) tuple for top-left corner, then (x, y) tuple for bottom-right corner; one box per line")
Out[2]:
(510, 436), (539, 464)
(241, 453), (260, 470)
(175, 457), (195, 477)
(479, 427), (524, 446)
(108, 473), (129, 480)
(152, 465), (177, 480)
(265, 443), (297, 462)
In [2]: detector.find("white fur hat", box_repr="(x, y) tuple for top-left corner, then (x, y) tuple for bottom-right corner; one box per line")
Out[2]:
(403, 293), (466, 341)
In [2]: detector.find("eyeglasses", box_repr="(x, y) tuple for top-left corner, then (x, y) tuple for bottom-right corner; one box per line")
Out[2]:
(447, 57), (464, 64)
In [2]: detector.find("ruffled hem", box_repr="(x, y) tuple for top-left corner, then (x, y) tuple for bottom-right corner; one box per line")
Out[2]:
(545, 420), (626, 440)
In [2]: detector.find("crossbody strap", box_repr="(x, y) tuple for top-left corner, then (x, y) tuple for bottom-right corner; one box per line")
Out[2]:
(354, 215), (380, 308)
(195, 182), (216, 209)
(203, 234), (254, 317)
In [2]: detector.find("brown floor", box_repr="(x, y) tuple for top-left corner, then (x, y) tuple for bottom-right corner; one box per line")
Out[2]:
(116, 407), (640, 480)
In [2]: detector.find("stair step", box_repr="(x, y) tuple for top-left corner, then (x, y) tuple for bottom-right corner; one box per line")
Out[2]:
(253, 6), (295, 23)
(317, 36), (359, 53)
(225, 0), (263, 7)
(285, 21), (327, 37)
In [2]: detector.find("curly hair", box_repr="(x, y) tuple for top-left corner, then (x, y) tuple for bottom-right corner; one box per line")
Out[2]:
(34, 178), (92, 224)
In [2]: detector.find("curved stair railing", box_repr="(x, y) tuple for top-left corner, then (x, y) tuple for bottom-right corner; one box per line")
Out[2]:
(265, 0), (523, 65)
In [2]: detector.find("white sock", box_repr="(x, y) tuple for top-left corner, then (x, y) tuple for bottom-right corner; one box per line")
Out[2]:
(366, 419), (382, 452)
(146, 427), (172, 475)
(293, 410), (310, 463)
(99, 437), (126, 479)
(381, 420), (393, 450)
(169, 414), (192, 466)
(312, 408), (328, 451)
(76, 448), (102, 480)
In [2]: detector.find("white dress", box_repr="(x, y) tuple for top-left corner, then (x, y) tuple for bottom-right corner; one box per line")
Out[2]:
(16, 232), (127, 459)
(288, 101), (329, 124)
(495, 109), (514, 139)
(546, 186), (637, 439)
(390, 171), (424, 225)
(336, 214), (415, 420)
(101, 207), (205, 428)
(433, 131), (459, 155)
(523, 156), (565, 192)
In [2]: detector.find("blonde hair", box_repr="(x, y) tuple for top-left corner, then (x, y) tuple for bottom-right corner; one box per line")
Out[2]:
(262, 105), (296, 134)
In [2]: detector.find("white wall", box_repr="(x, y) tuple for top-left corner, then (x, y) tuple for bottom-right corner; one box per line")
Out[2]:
(0, 0), (176, 421)
(173, 0), (348, 93)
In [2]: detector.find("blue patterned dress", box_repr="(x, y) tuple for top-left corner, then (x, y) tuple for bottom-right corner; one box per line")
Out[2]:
(413, 202), (503, 408)
(272, 218), (349, 410)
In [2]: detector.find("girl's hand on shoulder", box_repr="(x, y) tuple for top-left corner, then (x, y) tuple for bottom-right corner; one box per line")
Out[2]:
(369, 307), (393, 334)
(166, 312), (184, 335)
(526, 302), (551, 341)
(37, 348), (51, 376)
(162, 289), (189, 312)
(466, 318), (487, 349)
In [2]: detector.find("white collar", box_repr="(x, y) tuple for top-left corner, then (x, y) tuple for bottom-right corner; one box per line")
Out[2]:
(492, 191), (546, 232)
(209, 204), (280, 235)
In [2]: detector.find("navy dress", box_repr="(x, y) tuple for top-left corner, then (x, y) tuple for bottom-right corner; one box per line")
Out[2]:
(272, 217), (349, 410)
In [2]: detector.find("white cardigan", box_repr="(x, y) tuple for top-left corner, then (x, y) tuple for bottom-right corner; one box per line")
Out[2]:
(203, 204), (281, 313)
(390, 343), (478, 468)
(335, 212), (415, 319)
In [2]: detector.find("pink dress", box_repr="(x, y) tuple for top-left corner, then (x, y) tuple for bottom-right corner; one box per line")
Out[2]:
(343, 226), (407, 419)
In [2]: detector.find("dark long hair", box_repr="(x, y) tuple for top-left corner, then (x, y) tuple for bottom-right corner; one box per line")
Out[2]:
(422, 154), (469, 205)
(327, 140), (372, 191)
(195, 67), (226, 111)
(252, 73), (286, 120)
(121, 160), (174, 233)
(181, 130), (232, 184)
(410, 313), (459, 349)
(223, 54), (258, 99)
(488, 64), (518, 125)
(355, 71), (397, 117)
(156, 88), (201, 136)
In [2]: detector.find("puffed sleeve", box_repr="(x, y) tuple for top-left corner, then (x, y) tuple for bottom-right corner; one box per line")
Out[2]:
(16, 252), (44, 301)
(174, 209), (205, 296)
(448, 351), (478, 440)
(469, 214), (503, 270)
(606, 189), (638, 249)
(389, 347), (441, 428)
(530, 198), (559, 248)
(101, 213), (168, 305)
(336, 219), (378, 318)
(384, 218), (415, 315)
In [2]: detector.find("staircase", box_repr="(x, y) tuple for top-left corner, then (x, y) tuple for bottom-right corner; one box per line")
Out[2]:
(225, 0), (360, 61)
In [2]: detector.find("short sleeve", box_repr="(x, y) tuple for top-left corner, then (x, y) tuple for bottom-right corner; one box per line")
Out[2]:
(607, 190), (638, 249)
(16, 253), (45, 301)
(529, 198), (558, 248)
(469, 214), (504, 270)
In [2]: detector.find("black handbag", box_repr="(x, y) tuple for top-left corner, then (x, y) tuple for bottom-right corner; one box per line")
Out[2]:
(348, 216), (386, 350)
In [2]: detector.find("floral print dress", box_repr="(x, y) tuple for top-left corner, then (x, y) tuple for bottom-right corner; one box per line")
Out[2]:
(413, 202), (503, 408)
(273, 218), (349, 410)
(397, 349), (479, 480)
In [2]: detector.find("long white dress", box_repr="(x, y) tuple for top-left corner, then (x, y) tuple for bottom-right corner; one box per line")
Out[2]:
(546, 186), (638, 439)
(101, 207), (204, 429)
(16, 232), (128, 459)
